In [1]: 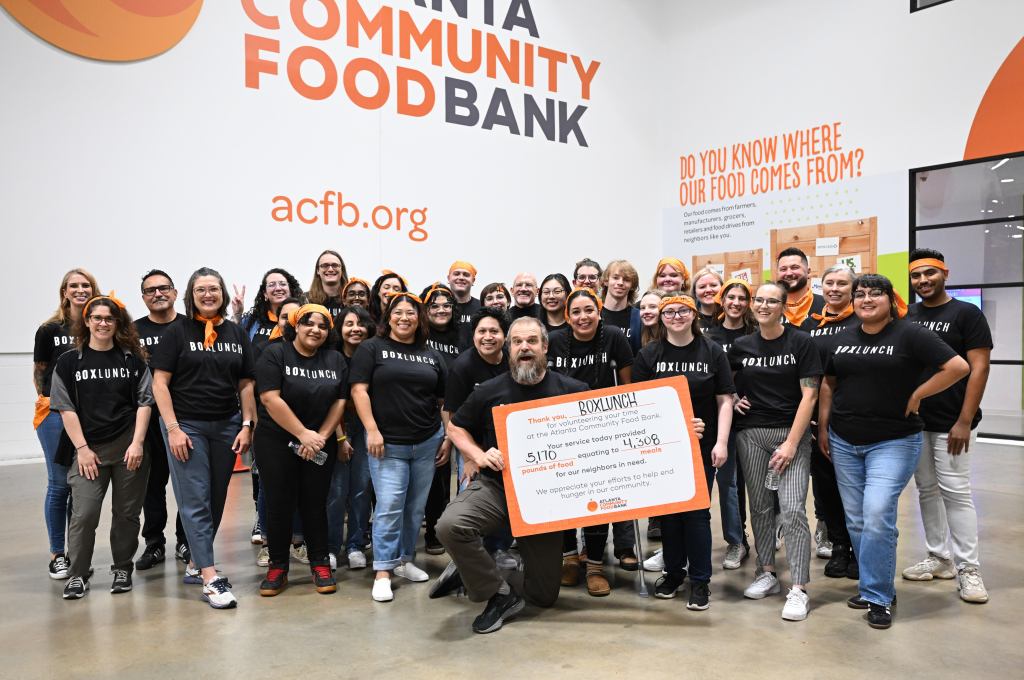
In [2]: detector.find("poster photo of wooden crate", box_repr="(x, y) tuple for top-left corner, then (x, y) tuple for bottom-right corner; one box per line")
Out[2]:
(769, 218), (878, 276)
(691, 249), (764, 285)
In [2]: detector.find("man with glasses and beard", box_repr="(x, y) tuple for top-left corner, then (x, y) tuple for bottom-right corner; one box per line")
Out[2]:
(776, 248), (825, 327)
(434, 317), (588, 634)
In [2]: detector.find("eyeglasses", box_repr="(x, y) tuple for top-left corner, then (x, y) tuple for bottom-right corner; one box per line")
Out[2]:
(391, 311), (418, 319)
(142, 285), (173, 296)
(429, 303), (453, 311)
(752, 297), (783, 307)
(661, 308), (693, 319)
(88, 315), (115, 325)
(541, 288), (565, 296)
(853, 290), (887, 300)
(194, 286), (222, 296)
(318, 263), (341, 271)
(575, 275), (599, 283)
(265, 281), (289, 290)
(346, 290), (368, 299)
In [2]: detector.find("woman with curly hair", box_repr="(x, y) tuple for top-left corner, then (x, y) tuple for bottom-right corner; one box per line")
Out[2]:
(232, 268), (305, 359)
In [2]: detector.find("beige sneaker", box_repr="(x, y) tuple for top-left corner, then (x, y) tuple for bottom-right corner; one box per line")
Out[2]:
(957, 566), (989, 603)
(902, 555), (955, 581)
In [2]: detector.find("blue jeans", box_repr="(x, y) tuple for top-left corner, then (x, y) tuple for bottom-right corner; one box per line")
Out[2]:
(829, 429), (923, 607)
(367, 427), (443, 571)
(38, 411), (71, 554)
(162, 416), (241, 570)
(715, 430), (744, 546)
(327, 418), (372, 556)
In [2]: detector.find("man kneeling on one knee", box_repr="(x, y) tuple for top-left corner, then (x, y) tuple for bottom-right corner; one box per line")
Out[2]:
(435, 317), (588, 634)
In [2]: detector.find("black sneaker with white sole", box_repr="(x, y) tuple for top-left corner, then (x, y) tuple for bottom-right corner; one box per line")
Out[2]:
(135, 544), (166, 571)
(110, 568), (133, 594)
(654, 572), (685, 599)
(687, 581), (711, 610)
(472, 591), (524, 634)
(63, 576), (89, 600)
(866, 603), (892, 629)
(49, 554), (70, 580)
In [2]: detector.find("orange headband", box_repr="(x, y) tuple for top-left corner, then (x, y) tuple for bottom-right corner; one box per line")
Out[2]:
(659, 295), (698, 313)
(83, 292), (126, 318)
(449, 260), (477, 277)
(909, 258), (948, 273)
(342, 277), (370, 297)
(423, 284), (453, 306)
(288, 303), (334, 329)
(713, 278), (751, 305)
(564, 287), (603, 321)
(388, 291), (423, 308)
(381, 269), (409, 288)
(656, 257), (691, 283)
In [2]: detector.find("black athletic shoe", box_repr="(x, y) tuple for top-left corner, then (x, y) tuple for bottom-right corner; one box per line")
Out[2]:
(110, 568), (133, 594)
(472, 590), (524, 634)
(135, 544), (166, 571)
(63, 576), (89, 600)
(49, 553), (71, 580)
(654, 572), (685, 599)
(175, 543), (191, 564)
(824, 546), (850, 578)
(687, 581), (711, 610)
(429, 560), (464, 599)
(424, 535), (446, 555)
(259, 565), (289, 597)
(846, 554), (860, 580)
(867, 603), (892, 629)
(849, 594), (896, 609)
(311, 563), (337, 594)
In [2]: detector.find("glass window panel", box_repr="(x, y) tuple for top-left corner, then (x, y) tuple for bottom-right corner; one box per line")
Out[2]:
(916, 221), (1024, 285)
(979, 364), (1023, 438)
(981, 286), (1023, 362)
(915, 155), (1024, 226)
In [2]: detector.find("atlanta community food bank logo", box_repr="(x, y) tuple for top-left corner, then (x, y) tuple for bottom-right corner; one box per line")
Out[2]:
(1, 0), (203, 61)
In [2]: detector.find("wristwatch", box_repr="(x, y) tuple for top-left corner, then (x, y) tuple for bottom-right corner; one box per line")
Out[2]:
(242, 420), (255, 430)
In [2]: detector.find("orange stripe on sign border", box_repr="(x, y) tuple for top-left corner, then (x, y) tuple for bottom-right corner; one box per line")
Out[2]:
(493, 375), (710, 537)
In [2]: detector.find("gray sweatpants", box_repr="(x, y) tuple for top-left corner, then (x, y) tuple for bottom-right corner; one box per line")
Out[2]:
(437, 474), (562, 605)
(67, 428), (150, 578)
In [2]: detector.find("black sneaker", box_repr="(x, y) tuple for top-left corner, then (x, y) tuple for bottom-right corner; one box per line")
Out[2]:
(424, 535), (446, 556)
(259, 565), (289, 597)
(846, 554), (860, 580)
(866, 603), (892, 629)
(110, 568), (133, 594)
(49, 553), (71, 580)
(429, 560), (464, 599)
(654, 572), (685, 599)
(849, 594), (896, 609)
(135, 544), (166, 571)
(472, 590), (524, 634)
(63, 576), (89, 599)
(824, 546), (850, 578)
(687, 581), (711, 610)
(175, 543), (191, 564)
(311, 563), (337, 594)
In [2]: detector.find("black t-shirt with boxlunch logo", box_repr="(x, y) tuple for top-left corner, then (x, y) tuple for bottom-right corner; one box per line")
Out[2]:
(426, 326), (461, 369)
(729, 325), (823, 429)
(705, 324), (751, 357)
(632, 336), (735, 437)
(50, 347), (154, 444)
(802, 313), (860, 362)
(824, 320), (957, 445)
(454, 297), (481, 349)
(907, 299), (993, 432)
(452, 371), (588, 482)
(547, 325), (633, 390)
(445, 349), (509, 415)
(134, 315), (184, 362)
(348, 336), (446, 445)
(242, 313), (279, 360)
(256, 341), (349, 438)
(150, 319), (256, 421)
(33, 322), (75, 397)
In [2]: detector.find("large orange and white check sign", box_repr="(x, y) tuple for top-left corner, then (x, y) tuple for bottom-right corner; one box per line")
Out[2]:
(494, 376), (710, 537)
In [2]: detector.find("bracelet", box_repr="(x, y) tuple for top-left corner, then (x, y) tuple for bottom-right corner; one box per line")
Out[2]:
(75, 443), (88, 451)
(336, 435), (347, 443)
(166, 422), (180, 432)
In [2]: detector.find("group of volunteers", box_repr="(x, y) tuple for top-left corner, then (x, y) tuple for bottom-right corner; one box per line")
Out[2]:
(33, 244), (992, 633)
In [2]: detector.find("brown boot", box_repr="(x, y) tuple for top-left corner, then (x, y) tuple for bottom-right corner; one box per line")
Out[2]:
(561, 554), (581, 587)
(586, 561), (611, 597)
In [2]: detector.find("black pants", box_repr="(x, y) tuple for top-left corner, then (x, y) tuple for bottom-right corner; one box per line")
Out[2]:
(662, 442), (716, 583)
(424, 459), (451, 541)
(254, 427), (336, 566)
(810, 434), (850, 546)
(140, 421), (187, 548)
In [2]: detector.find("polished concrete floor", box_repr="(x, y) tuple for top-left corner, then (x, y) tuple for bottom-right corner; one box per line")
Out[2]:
(4, 441), (1023, 679)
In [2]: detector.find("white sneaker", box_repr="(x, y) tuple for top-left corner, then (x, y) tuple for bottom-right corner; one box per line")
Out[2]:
(394, 562), (429, 582)
(814, 521), (832, 558)
(781, 587), (809, 621)
(744, 571), (781, 599)
(723, 544), (747, 570)
(290, 543), (309, 564)
(202, 577), (238, 609)
(256, 546), (270, 568)
(643, 549), (665, 573)
(957, 566), (989, 603)
(902, 555), (955, 581)
(183, 564), (203, 585)
(329, 553), (337, 571)
(347, 550), (367, 570)
(372, 577), (394, 602)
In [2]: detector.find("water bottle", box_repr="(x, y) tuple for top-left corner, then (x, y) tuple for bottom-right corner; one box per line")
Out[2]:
(289, 441), (327, 466)
(764, 466), (781, 491)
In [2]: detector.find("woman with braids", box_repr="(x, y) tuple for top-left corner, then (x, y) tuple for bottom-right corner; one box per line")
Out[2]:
(633, 294), (733, 610)
(50, 294), (153, 599)
(368, 272), (409, 325)
(232, 268), (305, 359)
(35, 268), (99, 579)
(307, 250), (350, 319)
(547, 288), (636, 596)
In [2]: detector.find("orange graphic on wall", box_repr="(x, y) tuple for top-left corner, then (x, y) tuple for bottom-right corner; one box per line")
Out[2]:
(1, 0), (202, 62)
(964, 36), (1024, 160)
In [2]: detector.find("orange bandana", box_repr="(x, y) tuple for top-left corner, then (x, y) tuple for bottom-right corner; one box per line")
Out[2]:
(658, 295), (698, 313)
(655, 257), (691, 288)
(33, 395), (51, 430)
(195, 314), (223, 348)
(448, 260), (477, 277)
(268, 326), (283, 342)
(267, 310), (278, 323)
(564, 287), (603, 321)
(894, 291), (908, 319)
(909, 258), (948, 273)
(812, 304), (854, 327)
(784, 289), (814, 326)
(288, 304), (334, 328)
(83, 292), (126, 318)
(713, 278), (751, 305)
(342, 277), (370, 298)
